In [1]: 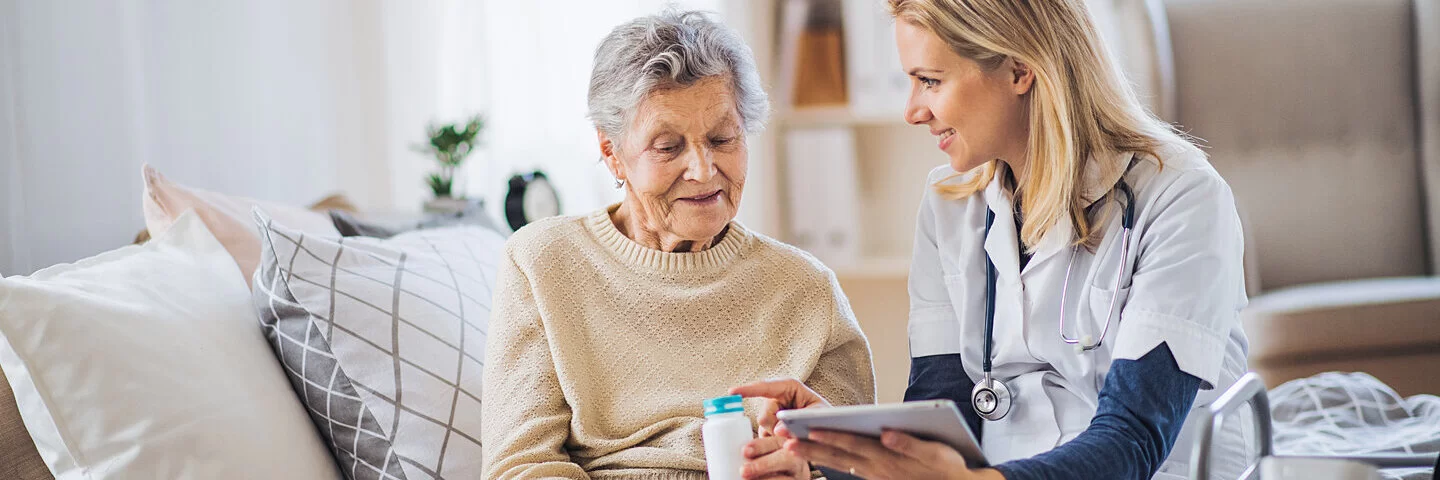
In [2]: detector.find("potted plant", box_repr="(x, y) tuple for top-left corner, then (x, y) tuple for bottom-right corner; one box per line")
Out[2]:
(416, 115), (484, 213)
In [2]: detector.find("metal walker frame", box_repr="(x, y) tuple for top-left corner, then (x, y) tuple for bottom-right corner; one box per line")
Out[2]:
(1191, 373), (1439, 479)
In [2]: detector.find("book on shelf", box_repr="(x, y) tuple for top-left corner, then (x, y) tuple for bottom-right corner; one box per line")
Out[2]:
(793, 27), (848, 106)
(776, 0), (848, 109)
(782, 126), (862, 269)
(774, 0), (809, 109)
(841, 0), (910, 119)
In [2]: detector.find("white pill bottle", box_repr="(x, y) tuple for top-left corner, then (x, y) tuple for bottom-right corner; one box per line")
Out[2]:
(702, 394), (754, 480)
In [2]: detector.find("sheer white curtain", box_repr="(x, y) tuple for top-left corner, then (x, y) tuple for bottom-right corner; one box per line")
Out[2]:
(0, 0), (728, 274)
(0, 0), (489, 274)
(1, 3), (16, 276)
(0, 0), (403, 274)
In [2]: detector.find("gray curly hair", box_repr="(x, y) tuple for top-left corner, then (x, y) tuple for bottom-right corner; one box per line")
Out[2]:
(587, 9), (770, 144)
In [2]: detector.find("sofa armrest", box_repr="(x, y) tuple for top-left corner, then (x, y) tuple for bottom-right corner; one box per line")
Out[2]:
(0, 367), (53, 480)
(1242, 277), (1440, 364)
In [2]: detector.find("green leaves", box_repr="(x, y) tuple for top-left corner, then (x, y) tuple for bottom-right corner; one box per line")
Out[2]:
(417, 115), (484, 197)
(427, 173), (453, 197)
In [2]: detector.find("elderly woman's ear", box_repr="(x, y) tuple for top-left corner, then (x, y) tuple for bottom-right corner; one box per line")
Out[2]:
(598, 130), (626, 186)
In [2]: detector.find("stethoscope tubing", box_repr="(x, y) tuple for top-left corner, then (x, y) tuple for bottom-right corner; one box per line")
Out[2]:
(973, 173), (1136, 421)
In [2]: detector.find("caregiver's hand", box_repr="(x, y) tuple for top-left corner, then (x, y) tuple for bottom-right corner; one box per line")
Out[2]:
(787, 429), (1005, 480)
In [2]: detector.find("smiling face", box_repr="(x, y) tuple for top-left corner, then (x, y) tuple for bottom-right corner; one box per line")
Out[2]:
(895, 20), (1033, 174)
(600, 76), (747, 249)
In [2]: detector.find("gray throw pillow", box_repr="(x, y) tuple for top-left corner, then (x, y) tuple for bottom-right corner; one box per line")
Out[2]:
(252, 209), (502, 480)
(415, 201), (509, 234)
(329, 210), (405, 239)
(328, 200), (510, 240)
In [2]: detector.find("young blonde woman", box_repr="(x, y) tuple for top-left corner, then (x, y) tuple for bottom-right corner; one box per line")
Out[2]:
(732, 0), (1252, 479)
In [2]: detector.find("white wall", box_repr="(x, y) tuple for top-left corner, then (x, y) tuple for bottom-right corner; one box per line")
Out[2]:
(378, 0), (490, 212)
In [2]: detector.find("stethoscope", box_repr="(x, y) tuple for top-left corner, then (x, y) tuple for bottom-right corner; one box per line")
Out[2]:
(970, 176), (1137, 422)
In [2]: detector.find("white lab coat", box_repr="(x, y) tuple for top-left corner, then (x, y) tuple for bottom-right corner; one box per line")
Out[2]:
(907, 143), (1254, 480)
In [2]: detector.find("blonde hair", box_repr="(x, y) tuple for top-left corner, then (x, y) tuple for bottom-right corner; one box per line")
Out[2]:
(888, 0), (1194, 250)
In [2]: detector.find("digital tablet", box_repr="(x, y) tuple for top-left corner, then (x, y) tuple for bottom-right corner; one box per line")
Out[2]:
(776, 400), (988, 468)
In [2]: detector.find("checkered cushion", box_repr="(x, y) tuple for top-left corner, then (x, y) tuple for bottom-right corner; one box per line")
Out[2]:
(252, 210), (502, 480)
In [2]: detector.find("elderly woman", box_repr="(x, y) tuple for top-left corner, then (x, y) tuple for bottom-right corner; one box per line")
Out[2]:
(481, 9), (876, 480)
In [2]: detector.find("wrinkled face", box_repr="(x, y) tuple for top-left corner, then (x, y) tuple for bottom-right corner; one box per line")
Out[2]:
(602, 76), (747, 243)
(895, 20), (1032, 173)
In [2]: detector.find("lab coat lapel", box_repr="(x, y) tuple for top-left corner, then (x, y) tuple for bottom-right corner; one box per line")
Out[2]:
(1020, 217), (1073, 275)
(981, 177), (1033, 366)
(981, 179), (1020, 281)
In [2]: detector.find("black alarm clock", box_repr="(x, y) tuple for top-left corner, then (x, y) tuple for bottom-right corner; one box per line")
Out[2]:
(504, 171), (561, 232)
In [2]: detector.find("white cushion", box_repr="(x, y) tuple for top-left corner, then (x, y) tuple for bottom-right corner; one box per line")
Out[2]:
(0, 212), (339, 479)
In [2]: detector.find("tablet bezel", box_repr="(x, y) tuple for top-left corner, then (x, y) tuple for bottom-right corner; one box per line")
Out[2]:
(776, 400), (988, 468)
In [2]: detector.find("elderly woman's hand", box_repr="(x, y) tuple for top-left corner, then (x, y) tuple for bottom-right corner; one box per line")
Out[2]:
(730, 379), (830, 480)
(730, 378), (831, 435)
(739, 435), (808, 480)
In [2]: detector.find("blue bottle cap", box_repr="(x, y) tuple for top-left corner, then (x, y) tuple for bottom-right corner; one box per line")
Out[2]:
(703, 395), (745, 416)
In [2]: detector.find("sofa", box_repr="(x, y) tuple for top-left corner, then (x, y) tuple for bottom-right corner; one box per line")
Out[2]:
(0, 375), (48, 480)
(1114, 0), (1440, 395)
(0, 166), (507, 479)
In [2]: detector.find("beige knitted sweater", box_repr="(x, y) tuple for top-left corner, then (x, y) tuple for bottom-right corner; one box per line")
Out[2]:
(482, 206), (876, 480)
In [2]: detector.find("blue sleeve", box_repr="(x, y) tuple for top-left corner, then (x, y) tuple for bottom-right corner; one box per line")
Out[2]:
(904, 354), (984, 443)
(992, 343), (1201, 480)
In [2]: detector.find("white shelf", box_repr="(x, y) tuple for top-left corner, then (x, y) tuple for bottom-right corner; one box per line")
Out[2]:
(776, 106), (907, 129)
(727, 0), (916, 403)
(832, 256), (911, 280)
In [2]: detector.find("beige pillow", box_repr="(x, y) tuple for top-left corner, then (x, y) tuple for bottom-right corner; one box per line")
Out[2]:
(141, 164), (340, 286)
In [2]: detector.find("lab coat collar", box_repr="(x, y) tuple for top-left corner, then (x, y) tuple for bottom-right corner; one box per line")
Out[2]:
(1079, 150), (1134, 209)
(984, 151), (1133, 275)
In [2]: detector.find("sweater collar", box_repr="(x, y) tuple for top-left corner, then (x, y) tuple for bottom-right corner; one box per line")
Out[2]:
(586, 203), (753, 273)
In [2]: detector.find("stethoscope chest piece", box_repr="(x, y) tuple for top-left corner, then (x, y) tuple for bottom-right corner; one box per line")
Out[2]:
(972, 372), (1013, 421)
